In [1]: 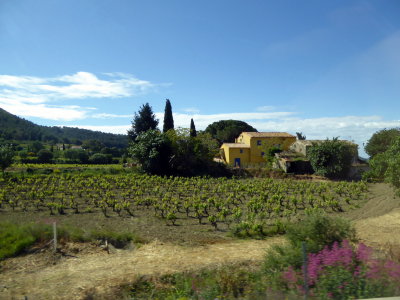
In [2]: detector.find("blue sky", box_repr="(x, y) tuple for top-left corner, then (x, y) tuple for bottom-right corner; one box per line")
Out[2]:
(1, 0), (400, 156)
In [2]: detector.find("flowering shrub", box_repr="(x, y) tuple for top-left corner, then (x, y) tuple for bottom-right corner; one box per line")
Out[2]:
(282, 240), (400, 299)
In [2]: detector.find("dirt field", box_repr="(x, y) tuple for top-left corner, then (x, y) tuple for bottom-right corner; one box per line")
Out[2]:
(1, 183), (399, 299)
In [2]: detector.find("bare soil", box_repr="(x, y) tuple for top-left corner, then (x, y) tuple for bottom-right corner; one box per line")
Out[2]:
(1, 183), (399, 300)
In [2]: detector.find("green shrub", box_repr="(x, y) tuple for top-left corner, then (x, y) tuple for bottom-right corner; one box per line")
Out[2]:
(89, 153), (112, 164)
(285, 212), (356, 253)
(263, 212), (356, 275)
(231, 220), (286, 239)
(307, 138), (354, 179)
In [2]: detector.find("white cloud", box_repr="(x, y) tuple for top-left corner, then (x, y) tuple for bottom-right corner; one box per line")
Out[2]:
(248, 115), (400, 157)
(155, 111), (296, 129)
(92, 113), (132, 119)
(172, 113), (399, 157)
(1, 102), (87, 121)
(59, 110), (399, 157)
(182, 107), (200, 114)
(0, 71), (158, 121)
(61, 125), (131, 135)
(256, 106), (275, 112)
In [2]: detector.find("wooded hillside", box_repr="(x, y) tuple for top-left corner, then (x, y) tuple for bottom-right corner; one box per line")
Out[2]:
(0, 108), (128, 148)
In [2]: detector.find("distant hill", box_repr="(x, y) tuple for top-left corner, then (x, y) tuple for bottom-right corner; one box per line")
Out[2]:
(0, 107), (128, 148)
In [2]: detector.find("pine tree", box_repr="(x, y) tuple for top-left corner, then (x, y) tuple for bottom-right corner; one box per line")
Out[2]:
(190, 118), (197, 137)
(163, 99), (174, 133)
(128, 103), (159, 142)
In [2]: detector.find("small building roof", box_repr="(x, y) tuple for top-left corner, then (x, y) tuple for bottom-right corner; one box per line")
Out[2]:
(242, 132), (296, 138)
(221, 143), (251, 149)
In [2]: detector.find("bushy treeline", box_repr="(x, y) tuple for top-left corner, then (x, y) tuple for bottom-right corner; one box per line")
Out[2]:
(129, 128), (227, 176)
(4, 140), (125, 166)
(128, 102), (228, 176)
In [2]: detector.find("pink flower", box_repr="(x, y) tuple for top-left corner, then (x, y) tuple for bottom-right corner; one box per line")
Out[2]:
(356, 243), (372, 262)
(283, 266), (297, 284)
(280, 239), (400, 297)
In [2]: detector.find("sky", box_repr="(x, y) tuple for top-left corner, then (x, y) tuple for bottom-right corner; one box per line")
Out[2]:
(1, 0), (400, 157)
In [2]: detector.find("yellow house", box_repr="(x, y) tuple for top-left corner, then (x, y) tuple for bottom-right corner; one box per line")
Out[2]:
(220, 132), (296, 166)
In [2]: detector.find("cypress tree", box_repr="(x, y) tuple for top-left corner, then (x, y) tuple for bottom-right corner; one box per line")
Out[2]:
(163, 99), (174, 133)
(190, 118), (197, 137)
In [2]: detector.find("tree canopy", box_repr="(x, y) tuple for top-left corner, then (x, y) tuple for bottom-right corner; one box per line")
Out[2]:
(128, 128), (226, 176)
(128, 130), (171, 175)
(204, 120), (257, 144)
(307, 138), (354, 179)
(0, 144), (14, 175)
(365, 128), (400, 158)
(364, 136), (400, 195)
(163, 99), (174, 133)
(128, 103), (159, 142)
(37, 149), (53, 163)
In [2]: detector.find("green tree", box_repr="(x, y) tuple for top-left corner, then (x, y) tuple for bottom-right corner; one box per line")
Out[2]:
(82, 139), (104, 152)
(128, 130), (171, 174)
(64, 149), (89, 163)
(0, 144), (14, 175)
(37, 149), (53, 163)
(128, 103), (159, 142)
(190, 118), (197, 137)
(196, 132), (220, 158)
(163, 99), (174, 133)
(296, 132), (306, 140)
(307, 138), (354, 179)
(205, 120), (257, 144)
(89, 153), (112, 164)
(385, 138), (400, 191)
(365, 128), (400, 157)
(30, 141), (44, 154)
(366, 137), (400, 194)
(166, 129), (225, 176)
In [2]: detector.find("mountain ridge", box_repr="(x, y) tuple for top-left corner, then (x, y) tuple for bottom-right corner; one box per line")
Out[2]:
(0, 107), (128, 148)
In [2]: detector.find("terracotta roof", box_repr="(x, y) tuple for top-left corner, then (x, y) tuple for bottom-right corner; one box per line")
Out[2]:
(221, 143), (251, 148)
(241, 132), (296, 138)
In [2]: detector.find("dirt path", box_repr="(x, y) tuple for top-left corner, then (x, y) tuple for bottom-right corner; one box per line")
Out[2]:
(349, 183), (400, 248)
(0, 238), (283, 300)
(354, 208), (400, 248)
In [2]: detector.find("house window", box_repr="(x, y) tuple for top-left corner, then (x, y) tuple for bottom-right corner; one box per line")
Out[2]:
(240, 149), (244, 153)
(257, 140), (261, 146)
